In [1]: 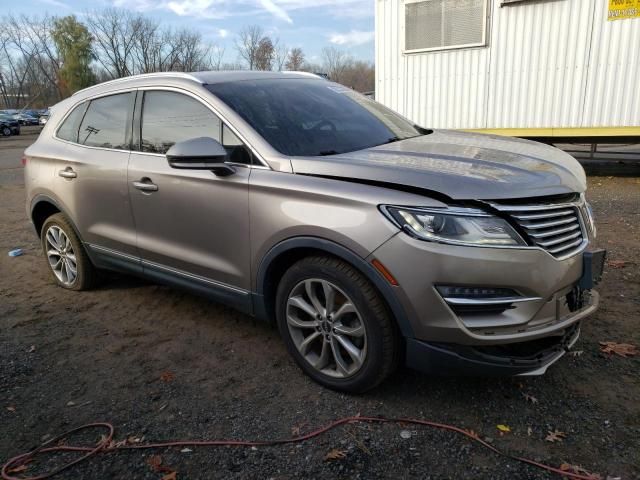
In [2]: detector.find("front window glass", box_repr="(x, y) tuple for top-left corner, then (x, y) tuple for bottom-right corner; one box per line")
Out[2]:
(206, 79), (425, 157)
(79, 93), (133, 149)
(141, 91), (221, 154)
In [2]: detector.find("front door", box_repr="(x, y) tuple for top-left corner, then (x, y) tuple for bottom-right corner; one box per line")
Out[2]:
(127, 89), (252, 302)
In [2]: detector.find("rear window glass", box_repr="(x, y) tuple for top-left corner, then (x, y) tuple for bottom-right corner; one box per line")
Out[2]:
(79, 93), (133, 150)
(56, 102), (87, 143)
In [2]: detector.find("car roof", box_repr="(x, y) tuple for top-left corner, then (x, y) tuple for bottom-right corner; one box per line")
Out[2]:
(72, 70), (323, 99)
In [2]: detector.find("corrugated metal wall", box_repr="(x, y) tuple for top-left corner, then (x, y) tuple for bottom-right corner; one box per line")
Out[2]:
(375, 0), (640, 130)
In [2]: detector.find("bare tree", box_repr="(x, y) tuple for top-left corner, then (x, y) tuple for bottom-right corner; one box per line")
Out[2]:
(1, 15), (63, 106)
(337, 60), (374, 92)
(85, 9), (140, 78)
(210, 45), (225, 71)
(321, 46), (352, 83)
(273, 41), (288, 71)
(131, 16), (162, 74)
(235, 25), (263, 70)
(285, 47), (305, 71)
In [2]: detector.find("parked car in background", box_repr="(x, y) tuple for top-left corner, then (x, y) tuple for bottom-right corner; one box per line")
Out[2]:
(16, 113), (39, 126)
(0, 114), (20, 136)
(24, 71), (605, 392)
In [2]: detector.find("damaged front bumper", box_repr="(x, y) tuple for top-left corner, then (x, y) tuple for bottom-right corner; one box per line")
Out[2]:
(405, 320), (584, 376)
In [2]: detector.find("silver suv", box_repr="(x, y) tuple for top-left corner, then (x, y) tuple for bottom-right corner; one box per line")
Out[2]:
(25, 71), (605, 392)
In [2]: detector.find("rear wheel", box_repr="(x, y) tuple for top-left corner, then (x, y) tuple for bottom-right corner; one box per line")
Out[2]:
(41, 213), (97, 291)
(276, 255), (398, 393)
(1, 126), (11, 137)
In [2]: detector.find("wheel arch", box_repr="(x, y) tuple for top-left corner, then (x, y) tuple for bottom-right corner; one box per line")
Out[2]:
(253, 236), (414, 338)
(30, 195), (82, 241)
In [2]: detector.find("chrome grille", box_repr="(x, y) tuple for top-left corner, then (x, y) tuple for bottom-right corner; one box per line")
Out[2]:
(492, 201), (587, 259)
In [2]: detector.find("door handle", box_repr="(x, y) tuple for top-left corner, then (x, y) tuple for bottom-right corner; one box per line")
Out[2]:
(58, 167), (77, 179)
(133, 178), (158, 192)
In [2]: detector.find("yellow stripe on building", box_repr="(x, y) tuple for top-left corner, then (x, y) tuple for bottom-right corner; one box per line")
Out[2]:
(462, 127), (640, 138)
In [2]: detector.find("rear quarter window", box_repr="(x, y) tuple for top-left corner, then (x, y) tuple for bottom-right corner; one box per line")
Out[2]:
(56, 102), (87, 143)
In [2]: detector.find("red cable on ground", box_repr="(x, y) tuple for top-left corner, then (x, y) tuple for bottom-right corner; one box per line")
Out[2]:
(1, 416), (597, 480)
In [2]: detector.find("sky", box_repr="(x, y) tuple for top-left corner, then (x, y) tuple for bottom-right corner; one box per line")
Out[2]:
(7, 0), (376, 65)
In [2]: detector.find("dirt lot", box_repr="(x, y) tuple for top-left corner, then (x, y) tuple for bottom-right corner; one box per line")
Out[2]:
(1, 128), (639, 479)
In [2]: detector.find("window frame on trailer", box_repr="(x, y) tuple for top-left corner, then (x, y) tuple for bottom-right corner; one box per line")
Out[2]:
(402, 0), (490, 55)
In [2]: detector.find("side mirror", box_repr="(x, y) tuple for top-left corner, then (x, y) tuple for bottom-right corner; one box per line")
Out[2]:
(166, 137), (235, 177)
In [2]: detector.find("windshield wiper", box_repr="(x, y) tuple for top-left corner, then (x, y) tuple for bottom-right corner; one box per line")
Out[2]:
(384, 137), (401, 144)
(319, 150), (340, 156)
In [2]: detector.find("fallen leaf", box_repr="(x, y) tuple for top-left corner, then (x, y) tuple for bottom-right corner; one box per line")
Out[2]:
(496, 424), (511, 433)
(6, 406), (16, 413)
(599, 342), (638, 358)
(28, 345), (36, 353)
(7, 465), (28, 474)
(146, 455), (163, 472)
(162, 472), (177, 480)
(324, 449), (347, 461)
(545, 430), (566, 442)
(127, 436), (143, 444)
(160, 371), (175, 382)
(527, 427), (532, 437)
(523, 393), (538, 404)
(606, 260), (626, 269)
(400, 430), (412, 439)
(569, 350), (584, 357)
(145, 457), (176, 475)
(180, 448), (192, 453)
(66, 401), (75, 407)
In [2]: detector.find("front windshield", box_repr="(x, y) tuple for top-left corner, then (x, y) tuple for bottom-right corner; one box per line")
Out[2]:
(207, 79), (426, 157)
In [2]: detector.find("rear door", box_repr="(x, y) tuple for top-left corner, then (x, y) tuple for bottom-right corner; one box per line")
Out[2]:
(127, 88), (252, 297)
(53, 91), (139, 263)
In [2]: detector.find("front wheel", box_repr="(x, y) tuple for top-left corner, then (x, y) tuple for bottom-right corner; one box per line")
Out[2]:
(1, 127), (11, 137)
(276, 256), (399, 393)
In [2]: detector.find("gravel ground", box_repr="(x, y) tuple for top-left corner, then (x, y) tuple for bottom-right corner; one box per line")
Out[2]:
(1, 128), (639, 479)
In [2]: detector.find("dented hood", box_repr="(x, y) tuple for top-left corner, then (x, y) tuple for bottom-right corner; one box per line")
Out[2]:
(290, 130), (587, 200)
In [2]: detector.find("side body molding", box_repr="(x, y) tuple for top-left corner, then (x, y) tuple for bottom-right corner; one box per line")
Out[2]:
(253, 236), (415, 338)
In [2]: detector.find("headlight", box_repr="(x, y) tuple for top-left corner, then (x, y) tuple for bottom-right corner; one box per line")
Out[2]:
(381, 206), (526, 247)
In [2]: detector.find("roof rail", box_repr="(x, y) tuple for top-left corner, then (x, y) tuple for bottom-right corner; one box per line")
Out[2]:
(72, 72), (203, 96)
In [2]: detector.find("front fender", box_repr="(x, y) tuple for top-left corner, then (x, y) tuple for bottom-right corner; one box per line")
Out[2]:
(253, 236), (414, 338)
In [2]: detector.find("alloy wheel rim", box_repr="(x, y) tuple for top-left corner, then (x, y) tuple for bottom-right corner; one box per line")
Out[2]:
(45, 225), (77, 286)
(286, 278), (367, 378)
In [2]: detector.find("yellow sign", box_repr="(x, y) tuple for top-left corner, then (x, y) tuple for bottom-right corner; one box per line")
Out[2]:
(608, 0), (640, 20)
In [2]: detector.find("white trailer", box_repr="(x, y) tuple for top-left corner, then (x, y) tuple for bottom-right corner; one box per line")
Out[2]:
(375, 0), (640, 141)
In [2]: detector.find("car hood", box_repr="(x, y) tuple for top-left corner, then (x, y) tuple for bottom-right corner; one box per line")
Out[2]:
(290, 130), (586, 200)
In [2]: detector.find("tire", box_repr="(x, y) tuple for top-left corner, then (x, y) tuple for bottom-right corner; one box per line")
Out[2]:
(1, 127), (11, 137)
(41, 213), (97, 291)
(276, 255), (399, 393)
